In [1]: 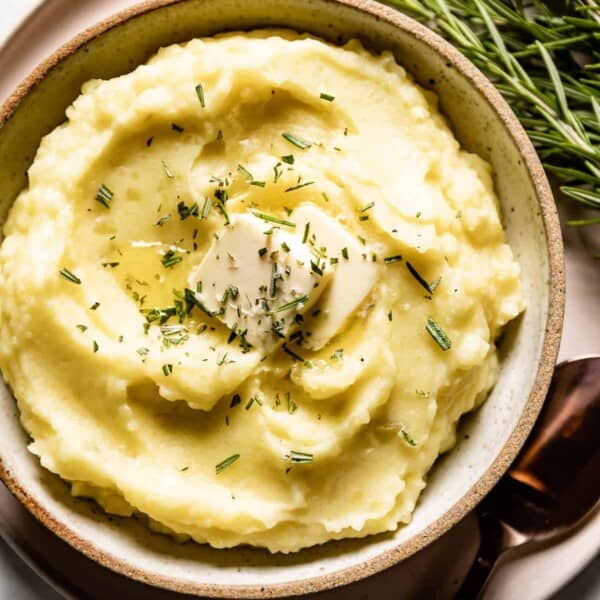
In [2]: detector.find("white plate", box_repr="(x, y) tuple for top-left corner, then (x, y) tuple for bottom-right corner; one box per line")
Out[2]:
(0, 2), (598, 599)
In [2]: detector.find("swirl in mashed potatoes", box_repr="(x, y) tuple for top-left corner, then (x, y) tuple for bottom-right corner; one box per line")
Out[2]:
(0, 31), (523, 552)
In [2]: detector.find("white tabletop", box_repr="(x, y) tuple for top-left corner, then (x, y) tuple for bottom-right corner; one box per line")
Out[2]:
(0, 2), (598, 599)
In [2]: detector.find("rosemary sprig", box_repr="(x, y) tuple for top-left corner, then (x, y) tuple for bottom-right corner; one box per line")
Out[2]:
(386, 0), (600, 222)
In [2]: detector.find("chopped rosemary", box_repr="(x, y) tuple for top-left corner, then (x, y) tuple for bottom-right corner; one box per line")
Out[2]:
(237, 164), (253, 181)
(171, 122), (184, 133)
(341, 247), (349, 260)
(90, 302), (100, 310)
(252, 211), (296, 228)
(384, 255), (403, 264)
(215, 453), (239, 474)
(92, 340), (99, 353)
(401, 429), (417, 447)
(287, 393), (297, 414)
(285, 181), (314, 193)
(319, 92), (335, 102)
(162, 363), (173, 376)
(162, 250), (183, 269)
(331, 348), (344, 361)
(360, 202), (375, 212)
(95, 184), (114, 209)
(195, 83), (206, 107)
(230, 394), (241, 408)
(281, 154), (295, 165)
(156, 214), (171, 226)
(283, 344), (308, 364)
(269, 295), (309, 314)
(310, 261), (323, 276)
(76, 324), (87, 332)
(284, 450), (313, 464)
(406, 261), (434, 294)
(269, 262), (279, 298)
(302, 222), (310, 244)
(59, 268), (81, 285)
(201, 198), (212, 219)
(258, 247), (268, 257)
(282, 132), (312, 149)
(426, 318), (452, 351)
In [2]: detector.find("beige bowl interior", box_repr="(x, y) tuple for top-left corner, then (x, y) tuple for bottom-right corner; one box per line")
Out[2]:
(0, 0), (563, 597)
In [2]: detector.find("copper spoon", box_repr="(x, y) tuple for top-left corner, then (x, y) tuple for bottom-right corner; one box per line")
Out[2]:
(457, 355), (600, 599)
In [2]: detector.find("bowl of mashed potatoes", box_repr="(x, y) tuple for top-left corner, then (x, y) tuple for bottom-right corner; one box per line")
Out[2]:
(0, 0), (564, 596)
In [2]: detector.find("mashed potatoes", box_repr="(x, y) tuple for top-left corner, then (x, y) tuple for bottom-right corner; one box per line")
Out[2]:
(0, 32), (524, 552)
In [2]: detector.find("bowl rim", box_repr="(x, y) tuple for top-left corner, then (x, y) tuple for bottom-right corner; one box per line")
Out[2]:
(0, 0), (565, 597)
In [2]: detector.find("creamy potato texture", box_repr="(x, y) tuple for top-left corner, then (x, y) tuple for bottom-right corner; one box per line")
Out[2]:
(0, 32), (524, 552)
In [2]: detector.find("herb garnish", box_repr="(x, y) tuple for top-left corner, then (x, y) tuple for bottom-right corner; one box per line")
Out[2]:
(426, 317), (452, 351)
(95, 184), (114, 209)
(171, 123), (184, 133)
(230, 394), (241, 408)
(284, 450), (313, 464)
(384, 255), (403, 264)
(282, 132), (312, 150)
(162, 363), (173, 376)
(156, 214), (171, 226)
(162, 250), (183, 269)
(269, 295), (309, 314)
(401, 429), (417, 447)
(215, 454), (239, 474)
(177, 201), (199, 220)
(406, 261), (435, 294)
(360, 202), (375, 212)
(201, 198), (212, 219)
(252, 211), (296, 228)
(285, 181), (314, 193)
(92, 340), (99, 353)
(341, 247), (349, 260)
(195, 83), (206, 108)
(59, 268), (81, 285)
(319, 92), (335, 102)
(281, 154), (295, 165)
(302, 222), (310, 244)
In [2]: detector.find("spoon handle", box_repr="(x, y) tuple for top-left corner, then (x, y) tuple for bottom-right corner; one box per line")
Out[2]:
(455, 513), (528, 599)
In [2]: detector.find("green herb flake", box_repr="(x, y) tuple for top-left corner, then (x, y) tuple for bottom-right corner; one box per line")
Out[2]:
(284, 450), (313, 464)
(95, 184), (114, 209)
(341, 247), (349, 260)
(171, 123), (184, 133)
(302, 222), (310, 244)
(406, 261), (435, 294)
(281, 154), (295, 165)
(360, 202), (375, 213)
(195, 83), (206, 108)
(230, 394), (241, 408)
(319, 92), (335, 102)
(201, 198), (212, 219)
(156, 214), (171, 226)
(59, 268), (81, 285)
(426, 317), (452, 351)
(285, 181), (315, 193)
(282, 132), (312, 149)
(92, 340), (99, 353)
(162, 250), (183, 269)
(215, 454), (240, 475)
(401, 429), (417, 447)
(162, 363), (173, 376)
(384, 255), (403, 264)
(76, 324), (88, 332)
(269, 295), (309, 314)
(252, 211), (296, 228)
(90, 302), (100, 310)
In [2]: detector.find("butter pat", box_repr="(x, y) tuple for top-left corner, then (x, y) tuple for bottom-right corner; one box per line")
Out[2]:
(293, 204), (379, 350)
(188, 214), (330, 350)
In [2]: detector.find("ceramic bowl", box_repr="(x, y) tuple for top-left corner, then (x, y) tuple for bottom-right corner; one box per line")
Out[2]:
(0, 0), (564, 597)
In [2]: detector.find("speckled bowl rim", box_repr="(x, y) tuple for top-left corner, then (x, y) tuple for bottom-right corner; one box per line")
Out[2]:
(0, 0), (565, 597)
